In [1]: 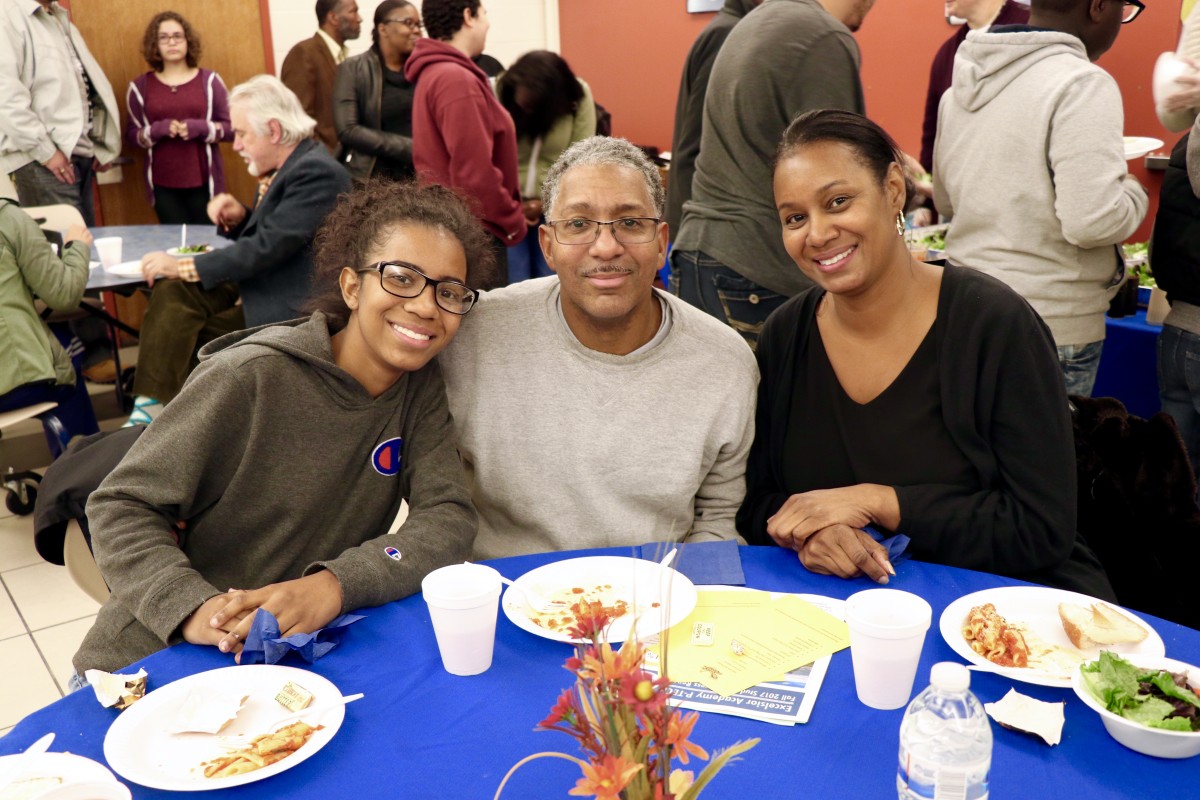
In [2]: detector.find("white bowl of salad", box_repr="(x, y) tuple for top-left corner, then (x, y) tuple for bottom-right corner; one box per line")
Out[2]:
(1072, 651), (1200, 759)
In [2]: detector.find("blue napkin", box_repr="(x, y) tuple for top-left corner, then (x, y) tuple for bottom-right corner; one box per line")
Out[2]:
(239, 609), (365, 665)
(864, 524), (911, 564)
(637, 540), (746, 586)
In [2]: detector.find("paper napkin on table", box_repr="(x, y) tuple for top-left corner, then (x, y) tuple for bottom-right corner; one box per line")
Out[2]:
(637, 539), (745, 585)
(864, 524), (911, 564)
(239, 609), (365, 665)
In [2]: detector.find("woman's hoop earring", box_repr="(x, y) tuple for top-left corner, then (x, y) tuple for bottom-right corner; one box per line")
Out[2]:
(896, 213), (905, 236)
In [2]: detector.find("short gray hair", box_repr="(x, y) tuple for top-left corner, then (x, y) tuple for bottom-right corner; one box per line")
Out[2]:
(229, 75), (317, 146)
(542, 136), (664, 219)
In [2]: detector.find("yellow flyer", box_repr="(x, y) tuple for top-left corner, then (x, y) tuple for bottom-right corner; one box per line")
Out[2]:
(661, 591), (849, 697)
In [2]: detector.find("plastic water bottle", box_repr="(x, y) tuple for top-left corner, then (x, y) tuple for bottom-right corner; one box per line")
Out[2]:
(897, 662), (992, 800)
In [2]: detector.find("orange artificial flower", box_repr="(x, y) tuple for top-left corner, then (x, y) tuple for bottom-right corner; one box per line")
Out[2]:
(656, 711), (708, 765)
(568, 754), (643, 799)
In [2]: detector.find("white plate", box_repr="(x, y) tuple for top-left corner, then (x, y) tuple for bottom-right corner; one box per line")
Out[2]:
(103, 665), (346, 791)
(166, 247), (212, 257)
(1124, 136), (1164, 161)
(939, 586), (1165, 687)
(0, 752), (128, 800)
(102, 261), (144, 278)
(502, 556), (698, 644)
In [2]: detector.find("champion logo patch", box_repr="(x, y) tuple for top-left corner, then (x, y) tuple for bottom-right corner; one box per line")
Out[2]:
(371, 437), (404, 476)
(384, 547), (402, 561)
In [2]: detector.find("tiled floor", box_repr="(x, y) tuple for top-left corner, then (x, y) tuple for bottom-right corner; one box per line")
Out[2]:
(0, 359), (134, 738)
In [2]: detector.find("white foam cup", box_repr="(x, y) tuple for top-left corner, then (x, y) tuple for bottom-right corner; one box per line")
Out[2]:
(845, 589), (932, 709)
(421, 563), (502, 676)
(94, 237), (122, 268)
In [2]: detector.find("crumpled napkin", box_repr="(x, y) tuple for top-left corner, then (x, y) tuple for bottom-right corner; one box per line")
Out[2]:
(864, 524), (911, 564)
(637, 540), (746, 586)
(239, 609), (365, 665)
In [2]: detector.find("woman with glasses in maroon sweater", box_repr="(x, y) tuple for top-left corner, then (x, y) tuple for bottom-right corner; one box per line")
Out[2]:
(126, 11), (233, 224)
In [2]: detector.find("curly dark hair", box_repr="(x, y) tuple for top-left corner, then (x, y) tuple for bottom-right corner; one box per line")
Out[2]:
(307, 179), (496, 330)
(497, 50), (584, 140)
(422, 0), (480, 41)
(141, 11), (201, 71)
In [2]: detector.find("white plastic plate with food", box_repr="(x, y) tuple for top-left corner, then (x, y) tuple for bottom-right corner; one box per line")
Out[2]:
(0, 752), (129, 800)
(102, 261), (145, 278)
(1072, 653), (1200, 759)
(166, 246), (212, 257)
(103, 665), (345, 791)
(502, 555), (698, 644)
(939, 586), (1164, 687)
(1123, 136), (1164, 161)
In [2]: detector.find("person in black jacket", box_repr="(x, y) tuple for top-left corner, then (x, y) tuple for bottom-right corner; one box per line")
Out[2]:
(1152, 121), (1200, 476)
(333, 0), (420, 182)
(737, 109), (1112, 598)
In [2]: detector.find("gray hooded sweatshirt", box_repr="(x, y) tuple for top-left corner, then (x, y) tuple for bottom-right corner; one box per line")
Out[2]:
(934, 29), (1147, 348)
(74, 312), (476, 674)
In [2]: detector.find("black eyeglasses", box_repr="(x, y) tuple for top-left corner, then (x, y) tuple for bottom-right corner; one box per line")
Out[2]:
(359, 261), (477, 315)
(544, 217), (662, 245)
(382, 17), (423, 31)
(1121, 0), (1144, 23)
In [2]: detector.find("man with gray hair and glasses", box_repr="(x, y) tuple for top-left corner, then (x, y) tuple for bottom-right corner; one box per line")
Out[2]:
(439, 136), (758, 558)
(129, 75), (351, 424)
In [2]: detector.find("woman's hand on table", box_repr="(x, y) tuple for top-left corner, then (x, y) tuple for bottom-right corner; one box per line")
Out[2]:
(797, 524), (894, 583)
(766, 484), (900, 550)
(209, 570), (345, 663)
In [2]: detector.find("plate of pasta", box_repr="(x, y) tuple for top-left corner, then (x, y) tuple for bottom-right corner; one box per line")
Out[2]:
(103, 665), (345, 791)
(939, 586), (1165, 687)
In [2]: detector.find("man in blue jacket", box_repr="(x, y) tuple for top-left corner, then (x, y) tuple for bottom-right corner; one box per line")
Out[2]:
(130, 75), (351, 424)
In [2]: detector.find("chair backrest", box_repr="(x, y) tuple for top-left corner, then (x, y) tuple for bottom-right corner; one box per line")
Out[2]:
(64, 518), (109, 604)
(21, 203), (85, 231)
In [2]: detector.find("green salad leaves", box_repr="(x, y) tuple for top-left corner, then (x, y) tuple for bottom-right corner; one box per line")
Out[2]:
(1082, 652), (1200, 732)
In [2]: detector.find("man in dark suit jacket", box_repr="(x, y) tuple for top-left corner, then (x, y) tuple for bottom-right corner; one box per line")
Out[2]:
(130, 76), (352, 419)
(281, 0), (362, 155)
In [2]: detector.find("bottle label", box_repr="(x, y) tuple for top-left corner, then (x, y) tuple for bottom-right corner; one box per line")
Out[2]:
(898, 758), (989, 800)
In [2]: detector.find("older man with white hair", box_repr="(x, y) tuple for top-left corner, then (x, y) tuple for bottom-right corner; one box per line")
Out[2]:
(439, 136), (758, 558)
(130, 75), (351, 424)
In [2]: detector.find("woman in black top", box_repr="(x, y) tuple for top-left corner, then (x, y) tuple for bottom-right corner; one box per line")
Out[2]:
(737, 109), (1113, 598)
(333, 0), (421, 182)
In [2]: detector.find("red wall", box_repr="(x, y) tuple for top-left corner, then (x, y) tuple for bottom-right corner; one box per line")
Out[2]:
(560, 2), (1183, 243)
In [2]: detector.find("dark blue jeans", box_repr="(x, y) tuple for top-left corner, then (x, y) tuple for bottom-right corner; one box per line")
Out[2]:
(1158, 324), (1200, 476)
(669, 249), (786, 350)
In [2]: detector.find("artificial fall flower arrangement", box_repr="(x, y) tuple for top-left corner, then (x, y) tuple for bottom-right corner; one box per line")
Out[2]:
(495, 599), (758, 800)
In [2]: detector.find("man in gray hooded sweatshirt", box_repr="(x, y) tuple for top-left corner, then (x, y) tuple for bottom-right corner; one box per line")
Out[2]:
(933, 0), (1148, 397)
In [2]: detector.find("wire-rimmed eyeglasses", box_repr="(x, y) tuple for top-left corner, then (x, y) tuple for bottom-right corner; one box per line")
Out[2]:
(359, 261), (477, 315)
(544, 217), (662, 245)
(382, 17), (423, 31)
(1122, 0), (1144, 23)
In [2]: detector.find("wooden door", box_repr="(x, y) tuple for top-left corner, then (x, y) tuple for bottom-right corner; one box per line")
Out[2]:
(68, 0), (271, 225)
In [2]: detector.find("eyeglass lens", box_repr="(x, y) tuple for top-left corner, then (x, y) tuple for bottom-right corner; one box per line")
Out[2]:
(378, 263), (475, 314)
(551, 218), (659, 245)
(158, 33), (186, 43)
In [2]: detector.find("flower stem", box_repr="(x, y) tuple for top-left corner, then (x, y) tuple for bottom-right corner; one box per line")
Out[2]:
(494, 751), (587, 800)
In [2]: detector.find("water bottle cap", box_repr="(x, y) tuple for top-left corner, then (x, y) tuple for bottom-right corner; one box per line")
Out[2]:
(930, 661), (970, 692)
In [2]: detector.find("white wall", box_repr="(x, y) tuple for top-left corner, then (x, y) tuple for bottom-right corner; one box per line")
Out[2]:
(268, 0), (558, 74)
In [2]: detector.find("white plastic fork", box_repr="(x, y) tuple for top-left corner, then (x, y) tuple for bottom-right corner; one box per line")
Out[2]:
(215, 693), (363, 745)
(498, 575), (567, 614)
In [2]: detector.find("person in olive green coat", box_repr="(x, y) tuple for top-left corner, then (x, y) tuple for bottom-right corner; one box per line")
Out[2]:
(0, 198), (99, 448)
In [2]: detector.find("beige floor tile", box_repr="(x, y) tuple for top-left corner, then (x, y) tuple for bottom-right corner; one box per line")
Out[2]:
(0, 510), (41, 573)
(32, 616), (93, 693)
(0, 636), (61, 728)
(0, 586), (24, 642)
(3, 562), (101, 632)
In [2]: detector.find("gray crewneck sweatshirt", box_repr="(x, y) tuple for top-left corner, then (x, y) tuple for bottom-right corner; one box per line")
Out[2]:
(74, 312), (476, 674)
(438, 277), (758, 559)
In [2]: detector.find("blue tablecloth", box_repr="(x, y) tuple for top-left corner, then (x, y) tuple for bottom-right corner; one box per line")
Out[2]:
(3, 547), (1198, 798)
(1095, 311), (1161, 419)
